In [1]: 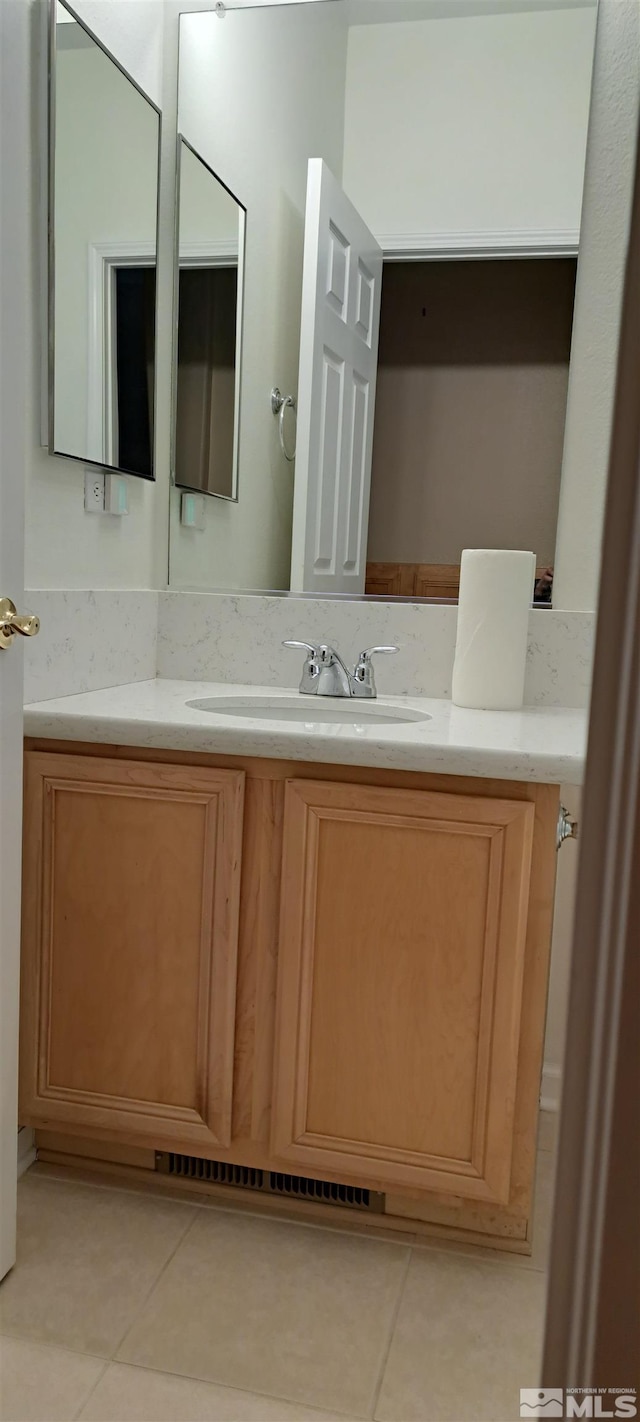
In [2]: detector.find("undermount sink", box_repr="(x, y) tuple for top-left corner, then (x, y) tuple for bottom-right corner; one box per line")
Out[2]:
(186, 695), (431, 726)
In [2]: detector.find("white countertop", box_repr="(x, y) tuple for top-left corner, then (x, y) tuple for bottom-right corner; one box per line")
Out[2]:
(23, 679), (587, 784)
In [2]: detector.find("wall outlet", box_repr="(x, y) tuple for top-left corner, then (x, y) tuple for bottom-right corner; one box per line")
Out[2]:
(84, 470), (105, 513)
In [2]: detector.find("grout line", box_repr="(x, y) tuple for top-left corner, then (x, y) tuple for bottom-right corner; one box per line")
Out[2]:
(28, 1161), (551, 1273)
(29, 1162), (550, 1271)
(0, 1330), (108, 1363)
(0, 1334), (111, 1422)
(368, 1244), (413, 1420)
(108, 1205), (201, 1362)
(73, 1357), (110, 1422)
(107, 1359), (369, 1421)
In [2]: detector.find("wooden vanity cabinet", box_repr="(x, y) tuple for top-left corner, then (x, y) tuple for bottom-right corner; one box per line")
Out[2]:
(271, 779), (536, 1204)
(19, 752), (245, 1150)
(20, 743), (558, 1248)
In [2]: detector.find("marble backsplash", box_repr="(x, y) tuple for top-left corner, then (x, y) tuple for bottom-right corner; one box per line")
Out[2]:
(24, 590), (158, 703)
(24, 588), (595, 709)
(156, 592), (595, 709)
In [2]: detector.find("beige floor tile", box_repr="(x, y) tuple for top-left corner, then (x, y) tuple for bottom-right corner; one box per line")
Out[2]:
(81, 1362), (363, 1421)
(118, 1209), (409, 1417)
(0, 1175), (196, 1358)
(375, 1249), (546, 1422)
(0, 1336), (104, 1422)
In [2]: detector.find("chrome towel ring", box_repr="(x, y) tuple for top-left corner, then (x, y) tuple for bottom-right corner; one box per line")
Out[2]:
(271, 387), (297, 462)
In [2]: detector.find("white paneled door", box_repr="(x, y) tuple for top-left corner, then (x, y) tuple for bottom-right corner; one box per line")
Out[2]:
(290, 159), (383, 594)
(0, 0), (30, 1280)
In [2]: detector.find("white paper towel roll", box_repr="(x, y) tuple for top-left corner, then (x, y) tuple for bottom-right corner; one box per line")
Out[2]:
(452, 550), (535, 710)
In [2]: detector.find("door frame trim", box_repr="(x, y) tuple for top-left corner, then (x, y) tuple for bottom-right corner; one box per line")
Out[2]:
(542, 122), (640, 1387)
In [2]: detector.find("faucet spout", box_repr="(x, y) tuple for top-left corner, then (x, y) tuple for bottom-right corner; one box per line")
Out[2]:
(315, 645), (353, 698)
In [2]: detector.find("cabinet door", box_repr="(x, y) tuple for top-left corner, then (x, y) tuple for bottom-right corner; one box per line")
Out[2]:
(272, 779), (535, 1203)
(20, 753), (244, 1148)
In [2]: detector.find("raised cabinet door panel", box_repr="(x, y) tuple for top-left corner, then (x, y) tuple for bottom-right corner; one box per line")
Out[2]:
(271, 779), (536, 1203)
(20, 753), (245, 1147)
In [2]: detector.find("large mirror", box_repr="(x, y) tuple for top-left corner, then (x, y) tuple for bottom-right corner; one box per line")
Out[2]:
(173, 139), (246, 501)
(50, 0), (161, 479)
(170, 0), (597, 599)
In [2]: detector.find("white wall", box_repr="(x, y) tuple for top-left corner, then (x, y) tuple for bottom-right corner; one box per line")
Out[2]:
(25, 0), (168, 591)
(179, 145), (240, 250)
(168, 3), (348, 593)
(342, 4), (597, 243)
(553, 0), (640, 612)
(61, 0), (164, 107)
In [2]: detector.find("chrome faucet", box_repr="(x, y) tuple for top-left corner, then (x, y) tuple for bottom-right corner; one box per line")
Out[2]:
(283, 641), (398, 699)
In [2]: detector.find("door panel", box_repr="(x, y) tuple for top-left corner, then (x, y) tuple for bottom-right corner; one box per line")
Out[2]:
(20, 754), (245, 1148)
(290, 160), (383, 594)
(272, 779), (535, 1203)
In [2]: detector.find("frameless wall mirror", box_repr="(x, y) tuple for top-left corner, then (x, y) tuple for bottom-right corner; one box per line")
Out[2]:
(169, 0), (597, 600)
(50, 0), (161, 479)
(173, 139), (246, 501)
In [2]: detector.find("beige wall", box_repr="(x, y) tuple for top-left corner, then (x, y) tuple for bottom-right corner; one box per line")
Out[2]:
(367, 259), (576, 568)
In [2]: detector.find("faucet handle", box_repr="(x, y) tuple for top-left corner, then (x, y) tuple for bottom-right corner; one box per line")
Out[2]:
(352, 645), (399, 698)
(282, 640), (320, 654)
(358, 646), (399, 662)
(282, 640), (322, 695)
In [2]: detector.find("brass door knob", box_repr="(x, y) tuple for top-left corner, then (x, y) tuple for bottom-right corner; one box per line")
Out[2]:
(0, 598), (40, 650)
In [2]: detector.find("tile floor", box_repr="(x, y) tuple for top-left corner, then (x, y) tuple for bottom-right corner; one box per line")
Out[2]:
(0, 1117), (557, 1422)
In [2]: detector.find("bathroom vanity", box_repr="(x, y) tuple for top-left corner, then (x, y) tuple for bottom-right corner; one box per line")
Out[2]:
(18, 682), (585, 1253)
(26, 0), (595, 1252)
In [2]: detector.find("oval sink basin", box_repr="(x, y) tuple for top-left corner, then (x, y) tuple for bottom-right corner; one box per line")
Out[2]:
(186, 695), (431, 726)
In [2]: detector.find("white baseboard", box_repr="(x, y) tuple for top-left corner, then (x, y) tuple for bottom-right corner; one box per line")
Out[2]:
(17, 1126), (36, 1177)
(540, 1064), (562, 1113)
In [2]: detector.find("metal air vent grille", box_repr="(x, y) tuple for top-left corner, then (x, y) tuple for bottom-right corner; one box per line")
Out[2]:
(156, 1153), (384, 1212)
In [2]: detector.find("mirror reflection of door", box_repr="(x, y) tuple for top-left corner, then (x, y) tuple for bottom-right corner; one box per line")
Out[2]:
(174, 140), (246, 502)
(291, 159), (383, 596)
(51, 1), (160, 478)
